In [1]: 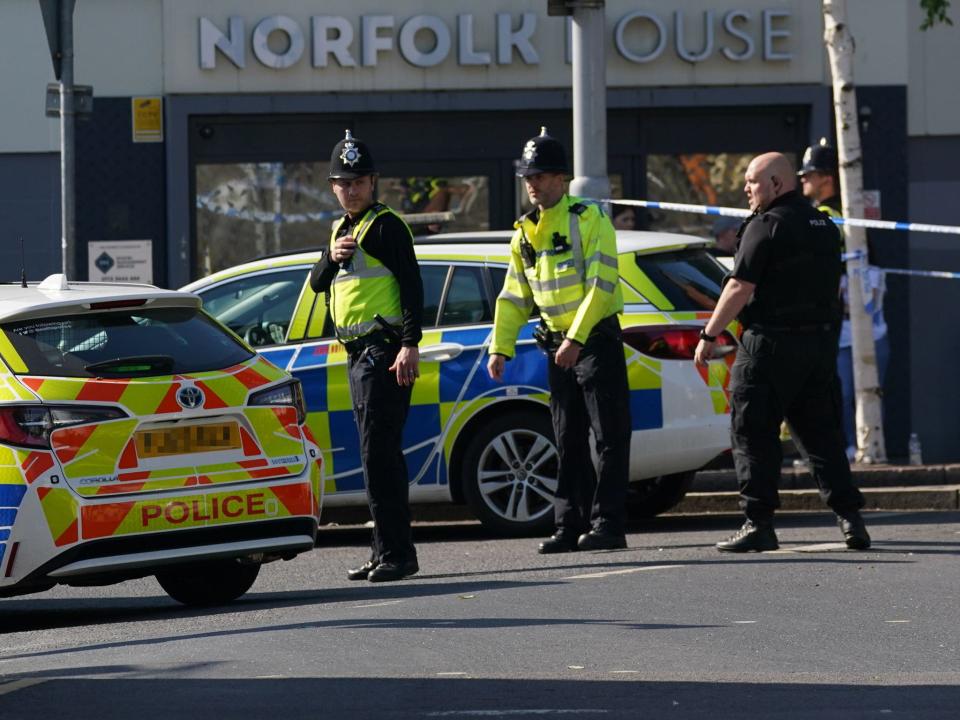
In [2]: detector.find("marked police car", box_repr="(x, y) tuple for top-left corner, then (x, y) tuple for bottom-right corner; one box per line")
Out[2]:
(183, 230), (735, 535)
(0, 275), (322, 605)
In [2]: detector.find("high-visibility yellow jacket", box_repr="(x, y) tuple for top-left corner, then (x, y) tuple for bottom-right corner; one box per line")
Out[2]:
(817, 201), (845, 254)
(490, 194), (623, 358)
(329, 204), (404, 342)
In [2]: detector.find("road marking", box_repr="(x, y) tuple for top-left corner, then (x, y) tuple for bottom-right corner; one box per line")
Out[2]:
(609, 670), (639, 674)
(353, 600), (404, 609)
(426, 711), (609, 717)
(885, 620), (911, 624)
(0, 679), (45, 696)
(563, 564), (682, 580)
(732, 620), (757, 624)
(437, 672), (468, 676)
(767, 542), (851, 554)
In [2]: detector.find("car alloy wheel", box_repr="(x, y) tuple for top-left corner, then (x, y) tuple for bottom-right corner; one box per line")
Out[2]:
(462, 409), (558, 535)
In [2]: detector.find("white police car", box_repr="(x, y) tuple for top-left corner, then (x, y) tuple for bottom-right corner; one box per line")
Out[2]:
(183, 231), (735, 535)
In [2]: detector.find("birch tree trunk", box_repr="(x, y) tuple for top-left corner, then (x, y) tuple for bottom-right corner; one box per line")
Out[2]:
(823, 0), (888, 463)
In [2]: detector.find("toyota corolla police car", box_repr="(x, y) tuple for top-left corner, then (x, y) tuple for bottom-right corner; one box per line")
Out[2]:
(0, 275), (322, 605)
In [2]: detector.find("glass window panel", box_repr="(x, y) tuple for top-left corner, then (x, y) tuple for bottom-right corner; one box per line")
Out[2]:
(632, 249), (728, 312)
(378, 176), (489, 235)
(195, 161), (338, 279)
(196, 268), (306, 347)
(645, 153), (796, 237)
(440, 267), (491, 327)
(420, 264), (450, 328)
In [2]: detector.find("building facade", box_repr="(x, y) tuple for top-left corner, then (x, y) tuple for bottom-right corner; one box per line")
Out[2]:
(1, 0), (958, 461)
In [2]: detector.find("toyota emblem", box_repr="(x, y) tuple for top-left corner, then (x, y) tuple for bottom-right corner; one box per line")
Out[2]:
(176, 385), (204, 409)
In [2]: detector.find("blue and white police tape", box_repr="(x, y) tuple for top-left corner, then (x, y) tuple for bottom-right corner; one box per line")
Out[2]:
(839, 251), (960, 281)
(606, 198), (960, 236)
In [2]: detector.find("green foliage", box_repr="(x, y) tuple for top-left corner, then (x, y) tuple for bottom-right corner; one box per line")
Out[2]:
(920, 0), (953, 30)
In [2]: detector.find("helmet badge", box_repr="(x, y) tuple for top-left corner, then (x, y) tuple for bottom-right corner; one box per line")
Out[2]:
(340, 129), (362, 168)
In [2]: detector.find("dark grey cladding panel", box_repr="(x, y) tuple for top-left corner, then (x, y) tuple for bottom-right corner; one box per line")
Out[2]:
(0, 153), (61, 282)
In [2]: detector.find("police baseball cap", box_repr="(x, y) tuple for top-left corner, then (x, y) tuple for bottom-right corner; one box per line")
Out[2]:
(515, 127), (569, 177)
(328, 129), (376, 180)
(798, 137), (838, 176)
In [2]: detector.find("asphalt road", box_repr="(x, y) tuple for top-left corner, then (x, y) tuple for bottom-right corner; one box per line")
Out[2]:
(1, 511), (959, 720)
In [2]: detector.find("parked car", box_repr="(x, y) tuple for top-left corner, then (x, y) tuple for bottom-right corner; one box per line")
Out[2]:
(182, 230), (735, 535)
(0, 275), (322, 604)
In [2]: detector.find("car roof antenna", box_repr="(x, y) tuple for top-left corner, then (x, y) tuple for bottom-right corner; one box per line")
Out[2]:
(19, 237), (27, 288)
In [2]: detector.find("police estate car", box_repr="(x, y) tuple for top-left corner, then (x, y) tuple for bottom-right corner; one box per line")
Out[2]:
(0, 275), (322, 605)
(183, 230), (735, 535)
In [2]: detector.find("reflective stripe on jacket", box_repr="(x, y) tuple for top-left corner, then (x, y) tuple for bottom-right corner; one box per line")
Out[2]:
(330, 204), (404, 342)
(490, 194), (623, 357)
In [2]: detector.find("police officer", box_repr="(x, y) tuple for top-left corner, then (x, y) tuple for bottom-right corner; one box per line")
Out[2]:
(694, 152), (870, 552)
(798, 138), (842, 220)
(310, 130), (424, 582)
(799, 138), (890, 462)
(487, 128), (632, 554)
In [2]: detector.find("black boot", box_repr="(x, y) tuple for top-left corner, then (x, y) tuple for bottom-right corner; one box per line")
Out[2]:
(538, 531), (579, 554)
(716, 520), (779, 553)
(837, 513), (871, 550)
(577, 529), (627, 551)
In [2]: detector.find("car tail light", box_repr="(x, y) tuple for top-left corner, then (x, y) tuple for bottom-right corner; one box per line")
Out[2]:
(248, 380), (306, 424)
(622, 325), (738, 361)
(0, 405), (128, 449)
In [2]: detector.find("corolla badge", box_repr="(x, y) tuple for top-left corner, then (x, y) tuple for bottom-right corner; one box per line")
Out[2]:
(176, 385), (205, 409)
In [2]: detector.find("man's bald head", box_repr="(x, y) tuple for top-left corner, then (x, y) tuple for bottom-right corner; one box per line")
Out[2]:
(744, 152), (797, 212)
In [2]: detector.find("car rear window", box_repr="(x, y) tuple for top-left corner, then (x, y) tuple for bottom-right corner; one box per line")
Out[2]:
(2, 306), (254, 378)
(633, 249), (727, 311)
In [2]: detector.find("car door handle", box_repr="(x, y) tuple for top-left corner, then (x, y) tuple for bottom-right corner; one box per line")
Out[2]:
(420, 342), (464, 363)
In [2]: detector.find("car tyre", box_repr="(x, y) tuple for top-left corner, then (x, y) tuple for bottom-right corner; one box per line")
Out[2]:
(461, 409), (558, 536)
(156, 558), (261, 607)
(627, 471), (695, 518)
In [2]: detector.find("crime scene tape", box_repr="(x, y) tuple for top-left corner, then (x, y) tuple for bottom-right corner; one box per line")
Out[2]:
(606, 198), (960, 236)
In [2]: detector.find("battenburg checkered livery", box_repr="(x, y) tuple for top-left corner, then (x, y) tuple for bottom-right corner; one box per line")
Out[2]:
(0, 276), (322, 605)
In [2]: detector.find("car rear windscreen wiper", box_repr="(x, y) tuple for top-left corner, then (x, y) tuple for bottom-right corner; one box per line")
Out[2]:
(84, 355), (175, 376)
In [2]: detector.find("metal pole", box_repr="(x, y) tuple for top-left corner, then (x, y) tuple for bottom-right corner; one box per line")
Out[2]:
(567, 1), (610, 202)
(59, 0), (76, 279)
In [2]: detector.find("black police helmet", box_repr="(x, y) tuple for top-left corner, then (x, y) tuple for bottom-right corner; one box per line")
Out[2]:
(516, 127), (568, 177)
(329, 129), (376, 180)
(798, 137), (838, 176)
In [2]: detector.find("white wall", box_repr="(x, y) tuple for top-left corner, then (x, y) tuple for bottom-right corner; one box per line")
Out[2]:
(846, 0), (909, 87)
(0, 0), (162, 153)
(907, 2), (960, 136)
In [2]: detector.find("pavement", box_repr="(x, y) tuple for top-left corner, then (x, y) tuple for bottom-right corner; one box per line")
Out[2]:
(677, 462), (960, 514)
(320, 463), (960, 527)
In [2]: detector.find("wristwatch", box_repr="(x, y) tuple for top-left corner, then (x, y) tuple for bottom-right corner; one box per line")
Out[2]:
(698, 328), (717, 342)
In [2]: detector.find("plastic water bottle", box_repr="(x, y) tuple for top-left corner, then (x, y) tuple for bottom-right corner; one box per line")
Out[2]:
(908, 432), (923, 466)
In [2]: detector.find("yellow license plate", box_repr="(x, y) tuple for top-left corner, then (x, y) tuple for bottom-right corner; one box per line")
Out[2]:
(135, 422), (240, 458)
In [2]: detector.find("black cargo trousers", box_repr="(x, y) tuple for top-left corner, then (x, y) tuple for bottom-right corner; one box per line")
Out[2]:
(545, 316), (632, 536)
(730, 326), (865, 523)
(347, 336), (416, 565)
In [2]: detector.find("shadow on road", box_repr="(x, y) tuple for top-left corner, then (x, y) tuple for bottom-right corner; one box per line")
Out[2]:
(0, 674), (957, 719)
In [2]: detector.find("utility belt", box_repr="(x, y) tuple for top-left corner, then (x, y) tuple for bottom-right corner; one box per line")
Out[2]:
(341, 329), (398, 356)
(748, 322), (837, 335)
(533, 314), (620, 352)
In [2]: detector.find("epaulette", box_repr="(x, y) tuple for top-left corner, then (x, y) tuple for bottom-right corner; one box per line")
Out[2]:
(518, 208), (540, 224)
(568, 202), (589, 216)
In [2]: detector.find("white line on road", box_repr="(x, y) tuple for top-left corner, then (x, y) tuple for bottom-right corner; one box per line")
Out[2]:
(0, 679), (45, 696)
(732, 621), (758, 624)
(352, 600), (405, 608)
(437, 672), (468, 676)
(564, 565), (682, 580)
(426, 711), (610, 717)
(767, 542), (852, 554)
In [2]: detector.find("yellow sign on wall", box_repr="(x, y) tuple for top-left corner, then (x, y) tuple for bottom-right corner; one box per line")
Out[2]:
(132, 97), (163, 143)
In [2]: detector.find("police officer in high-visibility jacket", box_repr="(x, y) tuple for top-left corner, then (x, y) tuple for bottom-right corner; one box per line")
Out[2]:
(310, 130), (424, 582)
(487, 128), (632, 554)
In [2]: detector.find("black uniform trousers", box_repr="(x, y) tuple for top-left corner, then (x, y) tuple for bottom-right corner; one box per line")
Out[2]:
(546, 322), (632, 536)
(347, 338), (416, 565)
(730, 326), (865, 523)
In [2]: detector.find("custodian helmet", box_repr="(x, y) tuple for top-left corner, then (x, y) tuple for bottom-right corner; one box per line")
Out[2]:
(328, 129), (377, 179)
(798, 137), (838, 176)
(515, 127), (569, 177)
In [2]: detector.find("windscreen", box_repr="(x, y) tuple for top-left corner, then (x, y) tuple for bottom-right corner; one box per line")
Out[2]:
(633, 249), (728, 311)
(2, 306), (254, 378)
